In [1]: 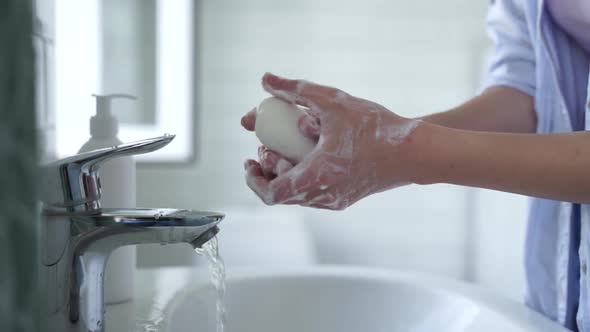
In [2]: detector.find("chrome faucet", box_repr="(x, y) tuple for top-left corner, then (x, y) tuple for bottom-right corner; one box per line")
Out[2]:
(40, 135), (224, 332)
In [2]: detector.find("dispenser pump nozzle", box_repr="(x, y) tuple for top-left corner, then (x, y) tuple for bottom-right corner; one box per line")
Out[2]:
(90, 94), (136, 138)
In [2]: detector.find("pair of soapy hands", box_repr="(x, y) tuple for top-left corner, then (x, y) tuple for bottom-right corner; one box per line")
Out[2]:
(241, 73), (420, 210)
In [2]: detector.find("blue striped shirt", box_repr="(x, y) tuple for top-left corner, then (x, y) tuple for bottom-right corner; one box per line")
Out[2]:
(484, 0), (589, 330)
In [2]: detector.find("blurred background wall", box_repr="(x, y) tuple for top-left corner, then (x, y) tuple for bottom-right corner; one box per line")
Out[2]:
(54, 0), (529, 301)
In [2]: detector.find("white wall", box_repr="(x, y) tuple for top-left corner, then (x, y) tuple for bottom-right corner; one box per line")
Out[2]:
(472, 190), (528, 299)
(135, 0), (528, 300)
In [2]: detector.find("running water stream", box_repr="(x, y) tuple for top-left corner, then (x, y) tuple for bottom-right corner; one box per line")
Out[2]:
(195, 236), (227, 332)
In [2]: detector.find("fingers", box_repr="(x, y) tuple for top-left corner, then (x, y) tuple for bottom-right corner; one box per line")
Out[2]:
(241, 108), (257, 131)
(244, 159), (273, 204)
(258, 146), (294, 177)
(244, 155), (350, 209)
(244, 155), (313, 205)
(244, 159), (263, 175)
(258, 146), (276, 177)
(274, 158), (293, 175)
(244, 154), (303, 205)
(261, 72), (340, 112)
(270, 155), (333, 203)
(298, 113), (321, 139)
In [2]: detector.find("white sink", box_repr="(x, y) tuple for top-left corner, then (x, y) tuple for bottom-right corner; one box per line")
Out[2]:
(130, 267), (569, 332)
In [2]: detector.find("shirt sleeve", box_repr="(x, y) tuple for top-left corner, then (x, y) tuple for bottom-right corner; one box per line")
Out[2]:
(482, 0), (536, 97)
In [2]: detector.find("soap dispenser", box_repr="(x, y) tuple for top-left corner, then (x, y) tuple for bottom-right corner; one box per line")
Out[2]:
(79, 93), (137, 304)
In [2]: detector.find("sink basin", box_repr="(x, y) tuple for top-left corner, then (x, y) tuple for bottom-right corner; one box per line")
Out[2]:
(148, 267), (568, 332)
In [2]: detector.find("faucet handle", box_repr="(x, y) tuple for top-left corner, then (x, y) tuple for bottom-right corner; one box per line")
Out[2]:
(41, 135), (175, 213)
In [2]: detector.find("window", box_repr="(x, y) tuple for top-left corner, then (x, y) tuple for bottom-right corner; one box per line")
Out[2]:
(55, 0), (195, 163)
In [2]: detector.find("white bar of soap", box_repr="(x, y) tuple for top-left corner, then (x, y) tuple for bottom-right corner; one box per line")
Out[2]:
(255, 97), (316, 163)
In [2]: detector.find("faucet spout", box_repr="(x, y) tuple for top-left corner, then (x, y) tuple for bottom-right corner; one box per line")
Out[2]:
(190, 225), (220, 249)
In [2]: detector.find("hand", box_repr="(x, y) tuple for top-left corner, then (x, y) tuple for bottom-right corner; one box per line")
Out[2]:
(242, 73), (421, 210)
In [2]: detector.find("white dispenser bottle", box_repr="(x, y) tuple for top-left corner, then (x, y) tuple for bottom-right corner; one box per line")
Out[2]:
(79, 94), (137, 304)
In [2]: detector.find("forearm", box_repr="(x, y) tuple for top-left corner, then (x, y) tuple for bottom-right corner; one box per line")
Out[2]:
(419, 86), (537, 133)
(411, 122), (590, 203)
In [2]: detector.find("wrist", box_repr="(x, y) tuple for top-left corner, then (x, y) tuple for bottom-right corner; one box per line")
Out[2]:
(402, 120), (453, 185)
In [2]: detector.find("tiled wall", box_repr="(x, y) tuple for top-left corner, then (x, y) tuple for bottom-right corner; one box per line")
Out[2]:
(137, 0), (527, 299)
